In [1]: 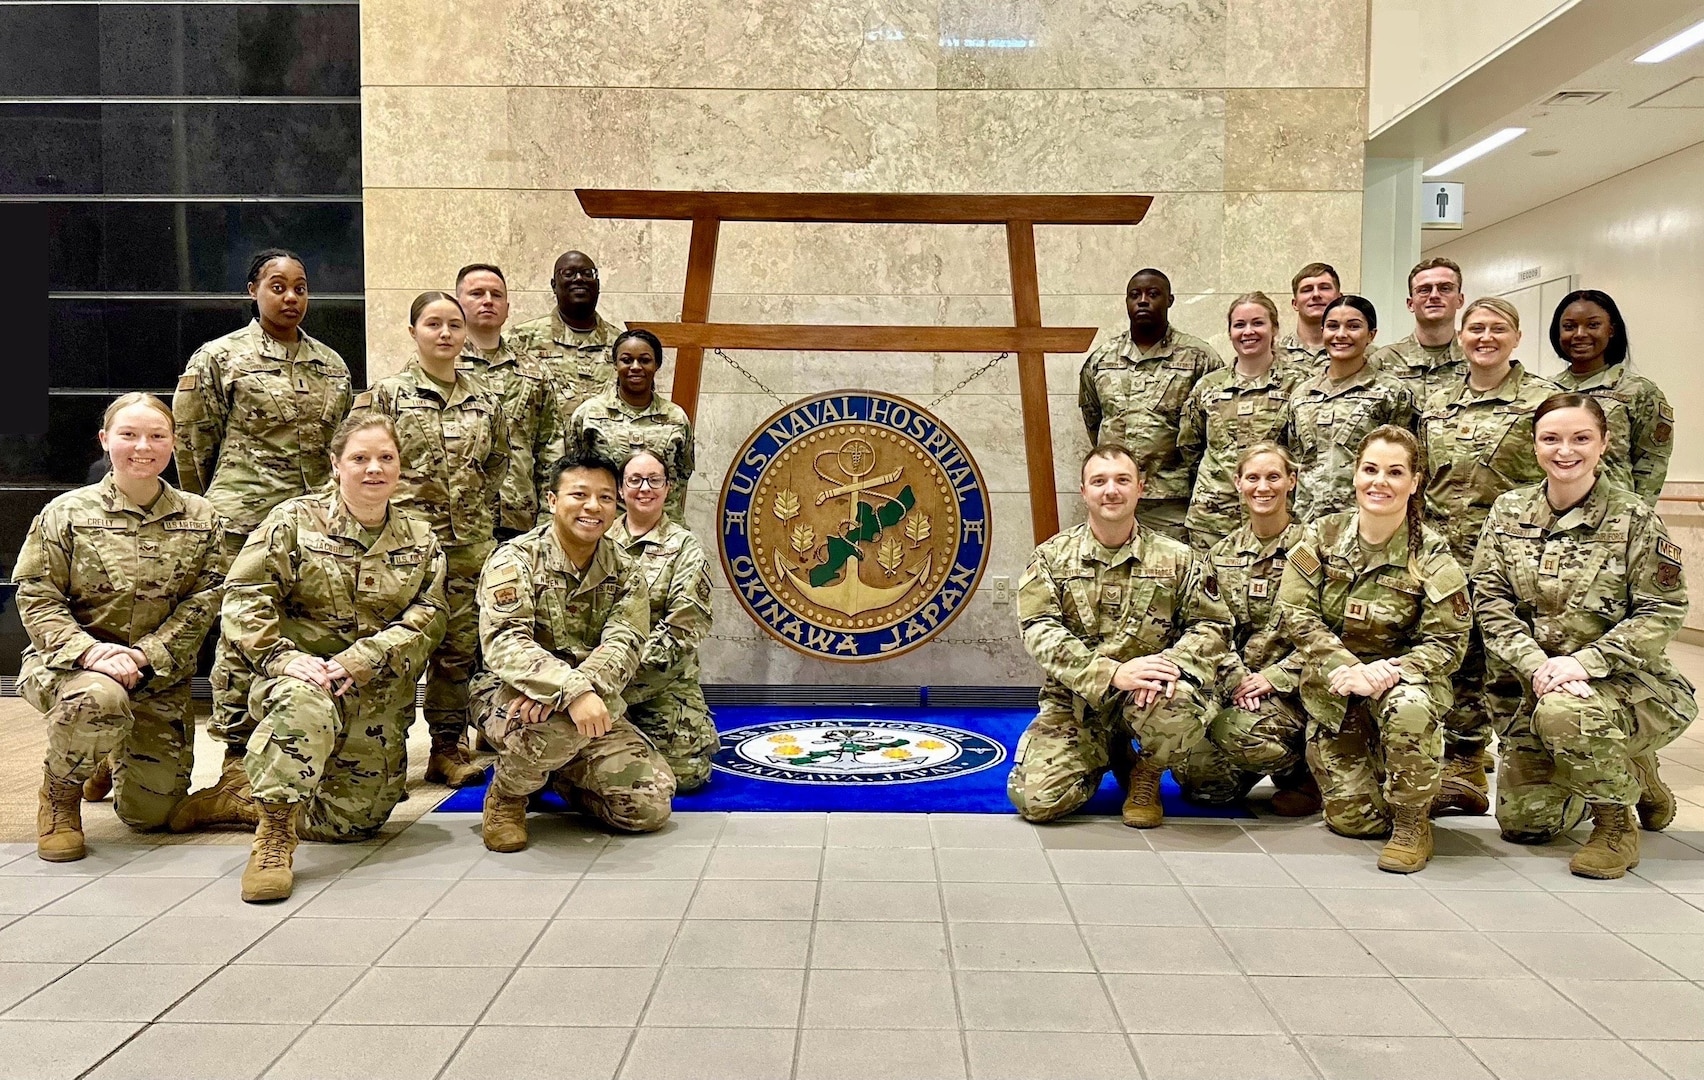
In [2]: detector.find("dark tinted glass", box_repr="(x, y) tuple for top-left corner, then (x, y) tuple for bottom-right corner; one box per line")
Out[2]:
(0, 5), (360, 97)
(49, 202), (363, 293)
(48, 297), (367, 391)
(0, 488), (76, 576)
(0, 395), (133, 488)
(0, 103), (361, 196)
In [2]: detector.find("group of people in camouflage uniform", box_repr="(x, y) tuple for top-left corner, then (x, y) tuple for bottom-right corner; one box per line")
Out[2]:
(1022, 258), (1692, 878)
(19, 248), (710, 903)
(16, 246), (1693, 899)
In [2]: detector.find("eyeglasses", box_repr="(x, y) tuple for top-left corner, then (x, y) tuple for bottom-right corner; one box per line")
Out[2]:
(1412, 283), (1458, 296)
(558, 268), (599, 282)
(624, 475), (667, 490)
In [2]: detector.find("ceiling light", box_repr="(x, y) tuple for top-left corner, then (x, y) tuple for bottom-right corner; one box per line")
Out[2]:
(1423, 128), (1528, 177)
(1635, 18), (1704, 63)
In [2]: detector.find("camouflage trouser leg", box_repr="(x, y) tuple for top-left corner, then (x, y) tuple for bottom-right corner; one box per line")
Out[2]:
(245, 674), (412, 840)
(1494, 716), (1589, 840)
(24, 659), (193, 831)
(626, 680), (717, 792)
(1008, 682), (1209, 822)
(423, 540), (494, 742)
(209, 632), (255, 752)
(1443, 631), (1519, 761)
(1134, 498), (1190, 544)
(1528, 680), (1690, 809)
(1175, 695), (1307, 805)
(484, 696), (674, 833)
(1309, 682), (1449, 837)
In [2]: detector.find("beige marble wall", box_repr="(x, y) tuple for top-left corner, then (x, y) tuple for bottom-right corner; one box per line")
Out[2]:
(361, 0), (1370, 686)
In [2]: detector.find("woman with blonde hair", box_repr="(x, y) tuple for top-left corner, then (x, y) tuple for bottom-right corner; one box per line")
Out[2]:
(1175, 442), (1318, 815)
(1279, 425), (1470, 873)
(1420, 296), (1559, 816)
(16, 393), (230, 861)
(1178, 293), (1293, 551)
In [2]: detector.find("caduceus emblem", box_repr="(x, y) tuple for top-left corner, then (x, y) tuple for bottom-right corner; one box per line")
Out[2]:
(770, 437), (933, 617)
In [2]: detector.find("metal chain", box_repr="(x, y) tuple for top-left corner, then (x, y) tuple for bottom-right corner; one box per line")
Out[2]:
(711, 348), (789, 407)
(925, 351), (1010, 408)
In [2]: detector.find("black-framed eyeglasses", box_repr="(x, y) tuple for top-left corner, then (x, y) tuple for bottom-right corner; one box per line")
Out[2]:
(624, 475), (667, 490)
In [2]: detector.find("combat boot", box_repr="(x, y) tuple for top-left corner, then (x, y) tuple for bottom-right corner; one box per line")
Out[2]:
(167, 758), (258, 832)
(1377, 802), (1434, 874)
(1632, 752), (1676, 832)
(1431, 755), (1490, 817)
(426, 731), (485, 788)
(1570, 803), (1640, 879)
(37, 772), (86, 862)
(483, 785), (529, 852)
(1269, 766), (1322, 817)
(241, 801), (299, 903)
(1121, 757), (1166, 829)
(82, 753), (114, 802)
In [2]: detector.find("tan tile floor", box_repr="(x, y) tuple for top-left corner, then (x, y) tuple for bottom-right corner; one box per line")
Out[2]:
(1, 646), (1703, 1079)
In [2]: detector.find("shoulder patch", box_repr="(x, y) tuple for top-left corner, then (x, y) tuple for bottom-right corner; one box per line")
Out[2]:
(176, 372), (198, 391)
(1289, 544), (1321, 580)
(491, 584), (520, 609)
(1423, 560), (1469, 604)
(1658, 537), (1683, 563)
(352, 390), (374, 409)
(486, 562), (521, 586)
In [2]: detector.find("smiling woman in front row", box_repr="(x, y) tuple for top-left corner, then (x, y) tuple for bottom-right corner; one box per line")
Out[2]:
(1469, 393), (1695, 879)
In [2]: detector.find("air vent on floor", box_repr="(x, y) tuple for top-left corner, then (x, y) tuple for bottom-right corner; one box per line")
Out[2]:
(1541, 90), (1611, 106)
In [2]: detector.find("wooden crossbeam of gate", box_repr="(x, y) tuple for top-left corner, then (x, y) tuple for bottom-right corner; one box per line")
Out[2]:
(575, 189), (1153, 543)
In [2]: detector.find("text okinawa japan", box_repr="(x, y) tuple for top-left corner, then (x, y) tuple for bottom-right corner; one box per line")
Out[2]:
(719, 391), (991, 661)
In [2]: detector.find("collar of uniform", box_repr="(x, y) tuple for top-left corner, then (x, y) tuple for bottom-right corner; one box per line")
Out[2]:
(244, 318), (328, 366)
(591, 385), (670, 420)
(1449, 359), (1531, 407)
(1559, 363), (1622, 391)
(550, 309), (619, 347)
(541, 525), (621, 591)
(1232, 520), (1302, 561)
(1278, 333), (1324, 358)
(1075, 522), (1142, 568)
(1397, 332), (1466, 368)
(404, 359), (475, 408)
(1117, 327), (1180, 365)
(1525, 481), (1612, 534)
(1228, 361), (1284, 391)
(611, 514), (676, 551)
(459, 334), (516, 369)
(1328, 512), (1410, 571)
(318, 491), (388, 547)
(1307, 360), (1379, 398)
(97, 472), (186, 523)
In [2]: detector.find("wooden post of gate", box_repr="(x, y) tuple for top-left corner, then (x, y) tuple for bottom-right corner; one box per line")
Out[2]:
(575, 190), (1153, 544)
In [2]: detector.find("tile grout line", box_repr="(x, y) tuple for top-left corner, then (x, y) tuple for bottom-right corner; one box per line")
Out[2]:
(925, 814), (975, 1080)
(788, 826), (828, 1080)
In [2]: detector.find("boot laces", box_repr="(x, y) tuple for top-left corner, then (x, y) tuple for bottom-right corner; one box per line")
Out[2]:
(1391, 814), (1421, 848)
(257, 840), (291, 870)
(49, 792), (80, 831)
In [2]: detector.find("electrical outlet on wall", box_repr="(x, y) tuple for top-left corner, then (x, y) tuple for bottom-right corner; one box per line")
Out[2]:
(988, 576), (1012, 605)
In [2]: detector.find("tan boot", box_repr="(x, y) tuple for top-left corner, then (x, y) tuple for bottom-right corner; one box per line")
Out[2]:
(1570, 803), (1641, 880)
(1269, 766), (1322, 818)
(241, 801), (299, 903)
(1121, 757), (1166, 829)
(1431, 755), (1490, 817)
(167, 758), (258, 833)
(482, 785), (530, 852)
(426, 731), (485, 788)
(37, 772), (86, 863)
(1632, 752), (1676, 832)
(82, 753), (114, 802)
(1377, 802), (1434, 874)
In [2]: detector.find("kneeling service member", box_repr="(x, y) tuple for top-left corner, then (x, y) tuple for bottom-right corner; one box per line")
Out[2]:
(476, 452), (675, 851)
(1009, 444), (1233, 828)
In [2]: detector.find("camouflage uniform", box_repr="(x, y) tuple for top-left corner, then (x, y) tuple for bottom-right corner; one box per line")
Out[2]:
(1008, 522), (1234, 822)
(14, 476), (229, 830)
(1276, 333), (1326, 384)
(225, 491), (447, 840)
(1176, 363), (1293, 551)
(173, 320), (353, 752)
(1286, 365), (1417, 523)
(1078, 328), (1224, 540)
(356, 363), (510, 744)
(1471, 482), (1695, 837)
(609, 516), (716, 789)
(1421, 362), (1559, 763)
(1173, 521), (1309, 804)
(569, 387), (696, 524)
(458, 336), (565, 534)
(475, 525), (674, 831)
(1552, 364), (1674, 505)
(1277, 512), (1471, 836)
(510, 309), (622, 432)
(1371, 333), (1467, 407)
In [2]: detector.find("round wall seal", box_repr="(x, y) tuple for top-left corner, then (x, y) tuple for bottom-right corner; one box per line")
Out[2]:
(718, 391), (991, 661)
(711, 719), (1006, 785)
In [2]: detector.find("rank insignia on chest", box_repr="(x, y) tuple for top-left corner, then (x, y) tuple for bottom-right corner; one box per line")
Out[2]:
(362, 574), (377, 590)
(1236, 400), (1256, 417)
(1540, 554), (1560, 576)
(1102, 584), (1123, 606)
(1346, 598), (1369, 621)
(1248, 577), (1268, 599)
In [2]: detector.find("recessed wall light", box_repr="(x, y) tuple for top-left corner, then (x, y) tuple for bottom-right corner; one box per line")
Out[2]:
(1423, 128), (1529, 177)
(1634, 18), (1704, 63)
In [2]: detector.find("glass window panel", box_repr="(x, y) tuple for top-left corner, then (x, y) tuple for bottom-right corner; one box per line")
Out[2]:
(0, 5), (360, 97)
(49, 202), (363, 293)
(47, 297), (367, 390)
(0, 487), (76, 578)
(0, 394), (129, 487)
(0, 103), (360, 196)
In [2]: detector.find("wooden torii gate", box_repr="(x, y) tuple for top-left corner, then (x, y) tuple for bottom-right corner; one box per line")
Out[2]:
(575, 189), (1153, 543)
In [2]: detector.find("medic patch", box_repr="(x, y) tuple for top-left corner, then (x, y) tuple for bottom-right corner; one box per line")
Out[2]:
(1657, 537), (1683, 563)
(492, 585), (520, 608)
(1452, 592), (1471, 620)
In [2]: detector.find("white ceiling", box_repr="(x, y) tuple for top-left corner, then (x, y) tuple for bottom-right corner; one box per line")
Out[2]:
(1417, 10), (1704, 246)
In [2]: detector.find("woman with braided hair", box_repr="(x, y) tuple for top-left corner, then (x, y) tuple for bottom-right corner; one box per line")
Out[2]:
(1277, 425), (1470, 874)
